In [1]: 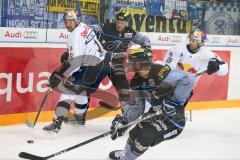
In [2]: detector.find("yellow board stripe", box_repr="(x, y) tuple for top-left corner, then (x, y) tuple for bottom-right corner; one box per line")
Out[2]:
(0, 100), (239, 126)
(185, 100), (240, 110)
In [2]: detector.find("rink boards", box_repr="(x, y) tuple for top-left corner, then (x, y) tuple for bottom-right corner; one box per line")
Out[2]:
(0, 43), (240, 125)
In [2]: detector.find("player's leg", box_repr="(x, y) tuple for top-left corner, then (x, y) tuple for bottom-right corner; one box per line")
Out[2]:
(43, 94), (76, 132)
(67, 60), (110, 125)
(67, 91), (90, 125)
(109, 118), (185, 160)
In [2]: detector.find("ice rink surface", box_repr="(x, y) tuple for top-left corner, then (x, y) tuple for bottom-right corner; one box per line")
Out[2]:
(0, 108), (240, 160)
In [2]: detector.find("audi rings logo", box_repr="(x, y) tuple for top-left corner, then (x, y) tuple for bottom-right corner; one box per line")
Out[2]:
(23, 31), (38, 39)
(171, 36), (182, 42)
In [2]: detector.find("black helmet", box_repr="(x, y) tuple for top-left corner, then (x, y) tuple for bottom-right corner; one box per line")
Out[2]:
(115, 9), (130, 21)
(129, 48), (152, 66)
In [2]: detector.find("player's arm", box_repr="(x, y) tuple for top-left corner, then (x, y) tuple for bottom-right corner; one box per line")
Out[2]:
(206, 50), (228, 76)
(132, 32), (151, 50)
(60, 51), (69, 64)
(90, 24), (103, 38)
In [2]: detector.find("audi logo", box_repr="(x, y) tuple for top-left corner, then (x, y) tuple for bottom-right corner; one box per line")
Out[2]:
(23, 31), (38, 39)
(171, 36), (182, 42)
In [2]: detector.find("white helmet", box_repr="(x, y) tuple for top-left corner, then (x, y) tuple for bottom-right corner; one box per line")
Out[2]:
(189, 29), (207, 46)
(63, 10), (81, 23)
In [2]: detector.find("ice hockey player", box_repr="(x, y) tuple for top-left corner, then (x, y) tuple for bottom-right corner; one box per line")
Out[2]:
(164, 29), (228, 80)
(43, 10), (111, 133)
(163, 29), (228, 106)
(91, 9), (152, 106)
(108, 48), (196, 160)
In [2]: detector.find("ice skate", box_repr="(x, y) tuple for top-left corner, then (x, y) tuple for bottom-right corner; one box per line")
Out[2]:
(43, 116), (64, 133)
(66, 112), (86, 126)
(109, 150), (126, 160)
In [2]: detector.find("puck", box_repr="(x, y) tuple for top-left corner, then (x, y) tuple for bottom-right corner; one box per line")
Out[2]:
(27, 140), (34, 144)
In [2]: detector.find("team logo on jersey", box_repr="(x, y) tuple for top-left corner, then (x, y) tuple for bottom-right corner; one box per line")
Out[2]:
(124, 33), (133, 38)
(178, 63), (197, 74)
(81, 25), (90, 37)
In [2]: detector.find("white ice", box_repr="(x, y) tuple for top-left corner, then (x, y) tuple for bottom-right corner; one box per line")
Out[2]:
(0, 108), (240, 160)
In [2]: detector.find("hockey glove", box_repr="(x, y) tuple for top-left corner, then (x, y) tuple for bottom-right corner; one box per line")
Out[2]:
(111, 52), (126, 65)
(48, 62), (71, 89)
(111, 114), (128, 140)
(48, 71), (63, 89)
(60, 51), (69, 64)
(207, 58), (225, 75)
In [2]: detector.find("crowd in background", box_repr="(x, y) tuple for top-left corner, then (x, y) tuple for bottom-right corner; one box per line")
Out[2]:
(0, 0), (239, 35)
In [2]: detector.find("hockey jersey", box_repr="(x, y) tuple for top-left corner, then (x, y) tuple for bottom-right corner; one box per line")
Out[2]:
(163, 43), (228, 77)
(91, 22), (151, 53)
(64, 22), (107, 76)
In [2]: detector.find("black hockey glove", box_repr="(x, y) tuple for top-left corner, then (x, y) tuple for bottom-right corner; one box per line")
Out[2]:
(60, 51), (69, 64)
(48, 71), (63, 89)
(111, 52), (126, 65)
(48, 62), (71, 89)
(111, 114), (128, 140)
(207, 58), (225, 75)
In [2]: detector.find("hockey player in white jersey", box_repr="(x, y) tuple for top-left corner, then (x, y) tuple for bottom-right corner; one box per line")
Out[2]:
(164, 29), (228, 79)
(163, 29), (228, 104)
(43, 10), (111, 132)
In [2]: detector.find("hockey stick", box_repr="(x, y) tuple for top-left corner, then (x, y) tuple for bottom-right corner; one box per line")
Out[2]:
(99, 101), (127, 111)
(19, 110), (162, 160)
(195, 70), (207, 77)
(26, 88), (51, 128)
(99, 70), (207, 111)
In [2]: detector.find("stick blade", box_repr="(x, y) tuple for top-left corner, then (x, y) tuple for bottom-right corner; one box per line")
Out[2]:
(19, 152), (45, 160)
(25, 119), (35, 128)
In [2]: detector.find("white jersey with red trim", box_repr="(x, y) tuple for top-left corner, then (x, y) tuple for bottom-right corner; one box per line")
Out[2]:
(163, 43), (228, 77)
(64, 22), (107, 76)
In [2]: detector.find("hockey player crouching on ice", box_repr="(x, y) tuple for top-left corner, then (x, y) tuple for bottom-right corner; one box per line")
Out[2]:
(43, 10), (111, 133)
(109, 48), (196, 160)
(91, 9), (152, 106)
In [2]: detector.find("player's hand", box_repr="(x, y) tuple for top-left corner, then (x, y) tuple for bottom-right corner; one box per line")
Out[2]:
(111, 114), (128, 140)
(207, 58), (224, 75)
(48, 71), (63, 89)
(60, 51), (69, 64)
(111, 52), (126, 65)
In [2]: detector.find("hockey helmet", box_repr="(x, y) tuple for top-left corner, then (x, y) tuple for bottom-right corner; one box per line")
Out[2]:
(115, 9), (130, 21)
(189, 29), (207, 46)
(63, 10), (81, 23)
(129, 48), (152, 67)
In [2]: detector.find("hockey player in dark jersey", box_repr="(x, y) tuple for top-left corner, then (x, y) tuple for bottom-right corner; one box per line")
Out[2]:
(108, 48), (196, 160)
(91, 9), (151, 105)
